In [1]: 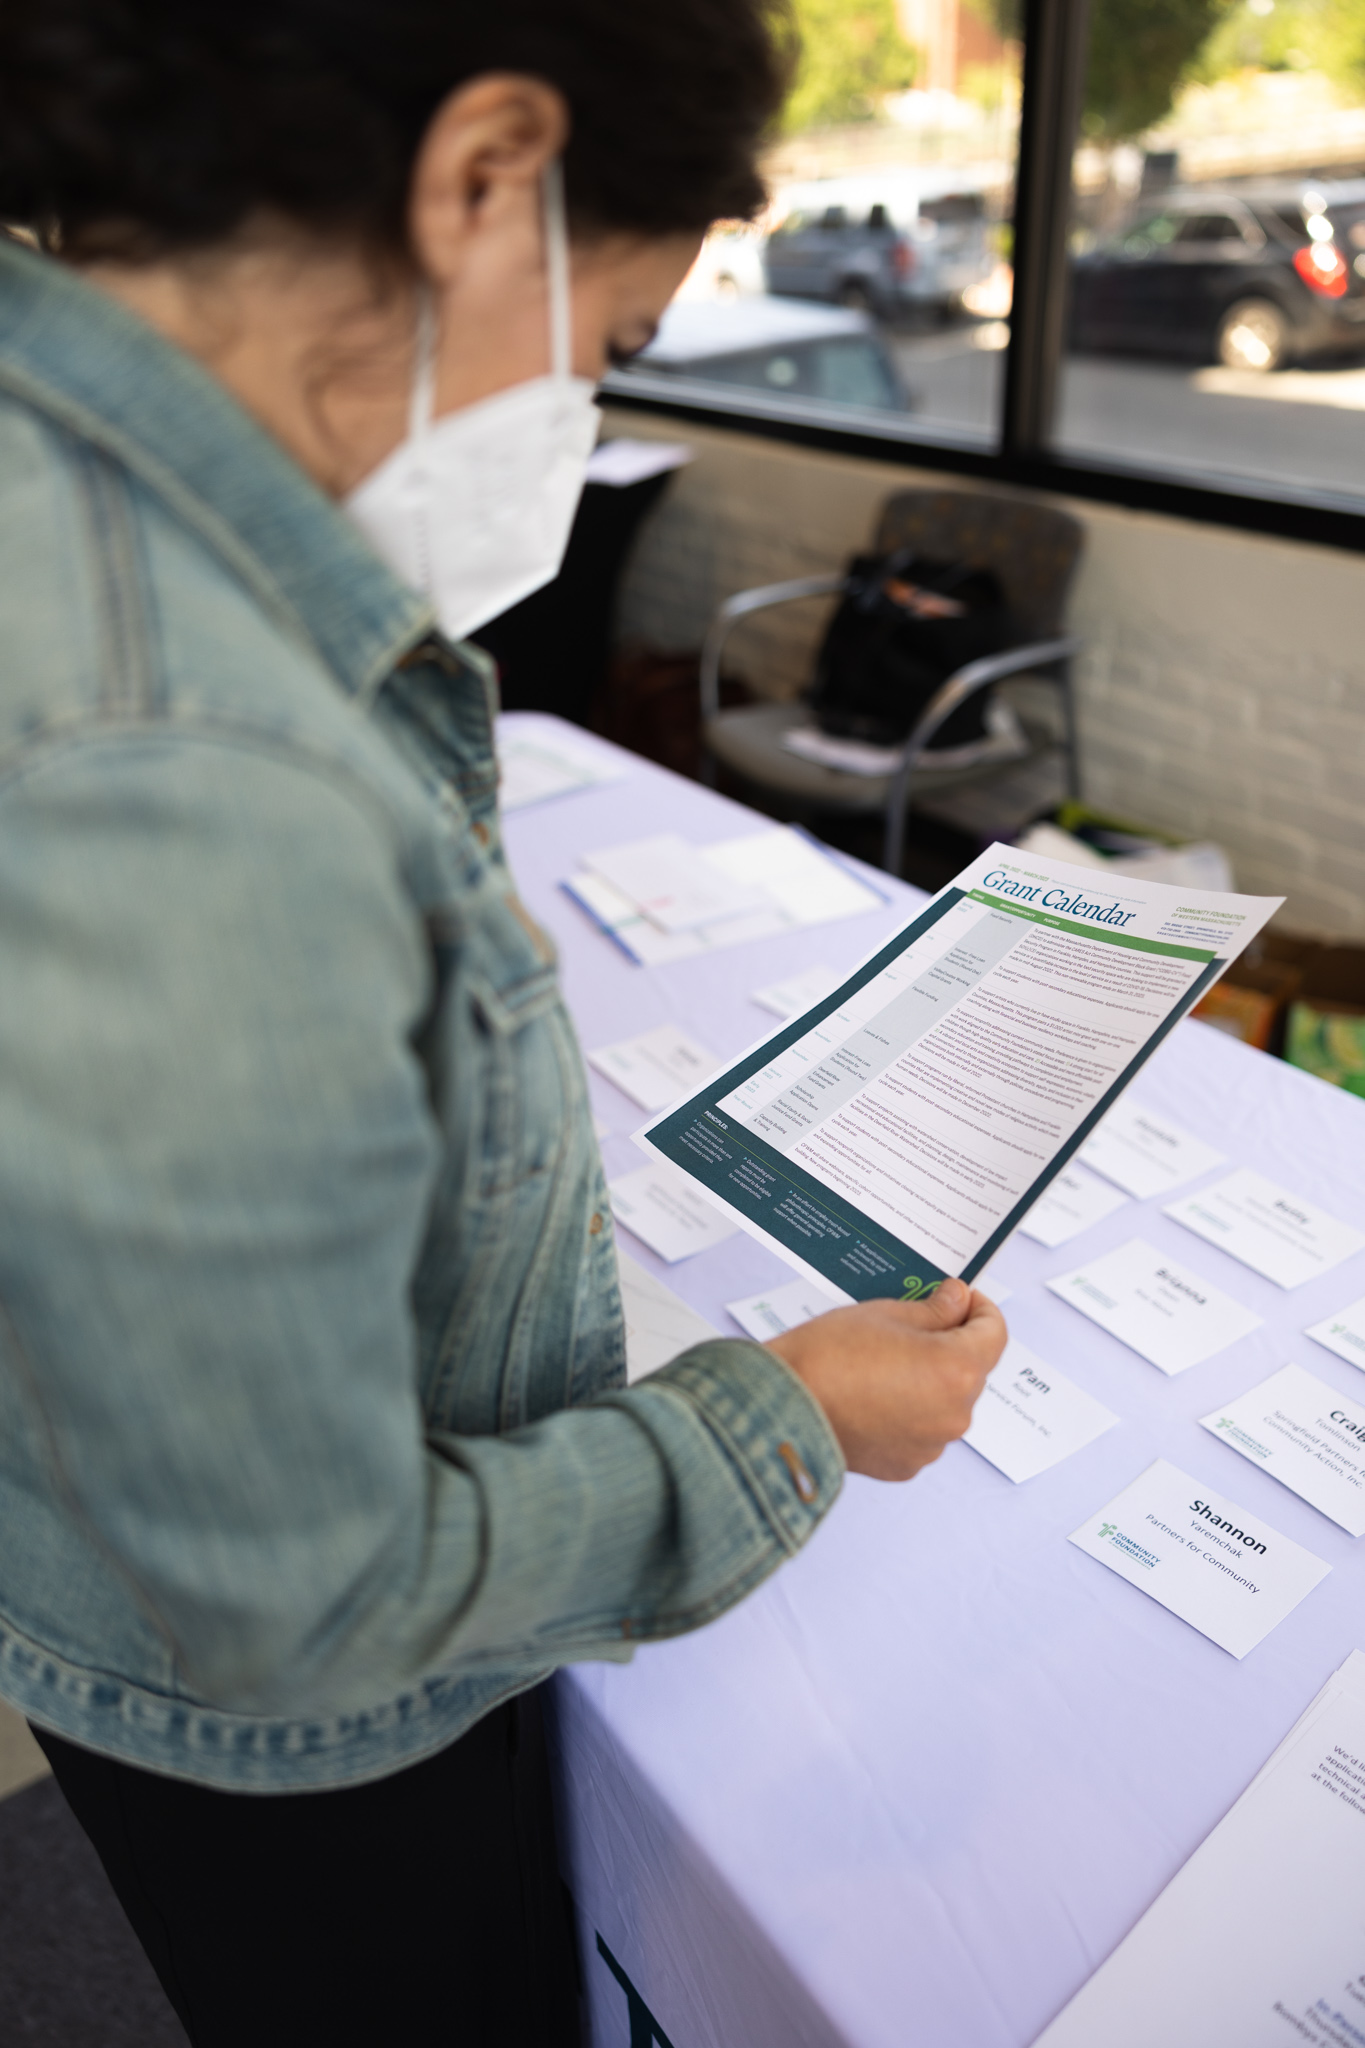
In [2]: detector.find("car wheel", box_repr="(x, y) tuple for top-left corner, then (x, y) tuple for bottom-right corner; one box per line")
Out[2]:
(837, 279), (874, 313)
(1216, 298), (1289, 372)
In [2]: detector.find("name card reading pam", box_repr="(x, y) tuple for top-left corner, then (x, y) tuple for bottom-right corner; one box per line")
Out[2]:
(1166, 1168), (1365, 1290)
(1202, 1362), (1365, 1537)
(1047, 1238), (1262, 1375)
(1070, 1459), (1329, 1659)
(964, 1340), (1118, 1483)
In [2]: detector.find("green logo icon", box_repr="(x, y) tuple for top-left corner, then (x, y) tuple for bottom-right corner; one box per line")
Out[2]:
(900, 1274), (944, 1301)
(1099, 1522), (1117, 1541)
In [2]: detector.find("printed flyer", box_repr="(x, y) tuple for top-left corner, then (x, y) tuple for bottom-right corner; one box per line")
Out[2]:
(641, 843), (1279, 1302)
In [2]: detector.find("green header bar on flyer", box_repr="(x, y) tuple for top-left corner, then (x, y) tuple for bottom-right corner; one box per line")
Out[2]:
(968, 889), (1216, 961)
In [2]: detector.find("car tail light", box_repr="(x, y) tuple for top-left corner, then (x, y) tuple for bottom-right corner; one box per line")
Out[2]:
(1294, 241), (1348, 297)
(891, 236), (916, 280)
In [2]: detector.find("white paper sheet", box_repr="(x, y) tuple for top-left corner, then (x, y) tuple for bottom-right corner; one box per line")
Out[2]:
(1048, 1237), (1263, 1374)
(1035, 1653), (1365, 2046)
(584, 438), (693, 487)
(1069, 1457), (1330, 1659)
(1018, 1164), (1130, 1249)
(750, 966), (841, 1020)
(497, 732), (624, 812)
(587, 1025), (721, 1113)
(725, 1276), (843, 1341)
(617, 1253), (718, 1383)
(582, 833), (770, 934)
(1306, 1293), (1365, 1374)
(1201, 1362), (1365, 1537)
(608, 1164), (735, 1264)
(963, 1340), (1118, 1482)
(1166, 1167), (1365, 1289)
(1078, 1098), (1226, 1199)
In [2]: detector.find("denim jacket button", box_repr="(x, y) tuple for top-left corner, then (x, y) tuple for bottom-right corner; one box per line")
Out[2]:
(778, 1441), (818, 1504)
(588, 1212), (604, 1236)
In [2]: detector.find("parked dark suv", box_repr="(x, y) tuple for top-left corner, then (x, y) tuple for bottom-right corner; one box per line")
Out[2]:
(1068, 180), (1365, 370)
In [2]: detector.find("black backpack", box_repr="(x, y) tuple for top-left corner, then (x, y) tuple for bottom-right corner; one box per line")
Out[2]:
(809, 547), (1013, 749)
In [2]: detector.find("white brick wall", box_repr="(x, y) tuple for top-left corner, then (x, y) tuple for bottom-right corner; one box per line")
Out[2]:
(602, 406), (1365, 937)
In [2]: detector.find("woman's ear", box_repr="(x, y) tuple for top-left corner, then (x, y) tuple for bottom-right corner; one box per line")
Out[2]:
(408, 74), (570, 286)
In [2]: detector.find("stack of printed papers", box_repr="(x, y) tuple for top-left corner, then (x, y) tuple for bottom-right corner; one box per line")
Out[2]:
(563, 827), (885, 965)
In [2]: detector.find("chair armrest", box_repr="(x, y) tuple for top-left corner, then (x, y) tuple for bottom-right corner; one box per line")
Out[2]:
(699, 574), (845, 721)
(899, 635), (1081, 760)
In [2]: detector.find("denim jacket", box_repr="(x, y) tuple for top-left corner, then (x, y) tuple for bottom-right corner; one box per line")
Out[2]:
(0, 241), (843, 1791)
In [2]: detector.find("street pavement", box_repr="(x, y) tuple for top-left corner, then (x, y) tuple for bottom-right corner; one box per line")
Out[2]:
(887, 320), (1365, 500)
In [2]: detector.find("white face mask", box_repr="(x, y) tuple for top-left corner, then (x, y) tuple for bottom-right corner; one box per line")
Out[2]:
(344, 161), (600, 643)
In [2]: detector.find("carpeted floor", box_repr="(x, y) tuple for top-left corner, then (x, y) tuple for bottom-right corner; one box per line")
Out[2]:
(0, 1772), (190, 2046)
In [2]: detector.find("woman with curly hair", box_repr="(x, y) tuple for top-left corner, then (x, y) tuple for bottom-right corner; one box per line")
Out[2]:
(0, 4), (1004, 2041)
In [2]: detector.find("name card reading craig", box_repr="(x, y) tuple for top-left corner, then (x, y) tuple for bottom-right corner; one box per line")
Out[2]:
(1202, 1361), (1365, 1537)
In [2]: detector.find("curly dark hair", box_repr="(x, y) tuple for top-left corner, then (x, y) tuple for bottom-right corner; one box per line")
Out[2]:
(0, 0), (794, 258)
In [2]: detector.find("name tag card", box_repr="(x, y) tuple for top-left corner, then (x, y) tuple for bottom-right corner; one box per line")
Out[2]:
(1305, 1294), (1365, 1375)
(964, 1340), (1118, 1483)
(1019, 1164), (1130, 1249)
(588, 1025), (720, 1113)
(750, 966), (840, 1020)
(1201, 1362), (1365, 1537)
(1070, 1458), (1330, 1658)
(1079, 1099), (1225, 1201)
(609, 1165), (735, 1264)
(1048, 1238), (1262, 1375)
(1165, 1168), (1365, 1290)
(727, 1276), (843, 1340)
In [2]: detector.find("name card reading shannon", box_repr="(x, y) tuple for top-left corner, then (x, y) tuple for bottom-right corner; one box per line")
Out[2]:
(1047, 1237), (1262, 1374)
(1070, 1458), (1330, 1658)
(1201, 1362), (1365, 1537)
(964, 1340), (1118, 1483)
(1166, 1168), (1365, 1290)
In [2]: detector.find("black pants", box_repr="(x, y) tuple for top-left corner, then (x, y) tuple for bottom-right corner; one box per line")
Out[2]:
(32, 1689), (582, 2048)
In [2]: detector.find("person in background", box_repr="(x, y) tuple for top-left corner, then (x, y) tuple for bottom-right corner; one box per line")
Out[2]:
(0, 4), (1007, 2043)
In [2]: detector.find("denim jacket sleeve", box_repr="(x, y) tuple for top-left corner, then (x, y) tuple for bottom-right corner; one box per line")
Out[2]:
(0, 723), (844, 1719)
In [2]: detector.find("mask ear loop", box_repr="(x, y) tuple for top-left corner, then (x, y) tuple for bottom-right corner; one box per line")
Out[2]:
(409, 289), (438, 438)
(544, 159), (572, 380)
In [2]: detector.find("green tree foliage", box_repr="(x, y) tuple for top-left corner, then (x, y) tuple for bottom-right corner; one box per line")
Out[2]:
(1192, 0), (1365, 94)
(784, 0), (920, 130)
(1082, 0), (1230, 137)
(981, 0), (1232, 137)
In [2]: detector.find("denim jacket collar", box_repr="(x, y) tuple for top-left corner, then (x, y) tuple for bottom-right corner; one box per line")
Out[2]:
(0, 237), (432, 701)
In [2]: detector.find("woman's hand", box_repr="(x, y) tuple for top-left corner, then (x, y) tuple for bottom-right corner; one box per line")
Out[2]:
(766, 1279), (1007, 1482)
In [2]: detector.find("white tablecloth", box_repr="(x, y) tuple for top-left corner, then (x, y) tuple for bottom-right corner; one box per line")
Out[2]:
(499, 713), (1365, 2048)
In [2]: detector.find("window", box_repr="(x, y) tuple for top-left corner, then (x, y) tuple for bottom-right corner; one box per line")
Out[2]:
(605, 0), (1365, 548)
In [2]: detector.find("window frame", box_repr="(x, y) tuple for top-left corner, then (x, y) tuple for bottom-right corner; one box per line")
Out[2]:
(603, 0), (1365, 558)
